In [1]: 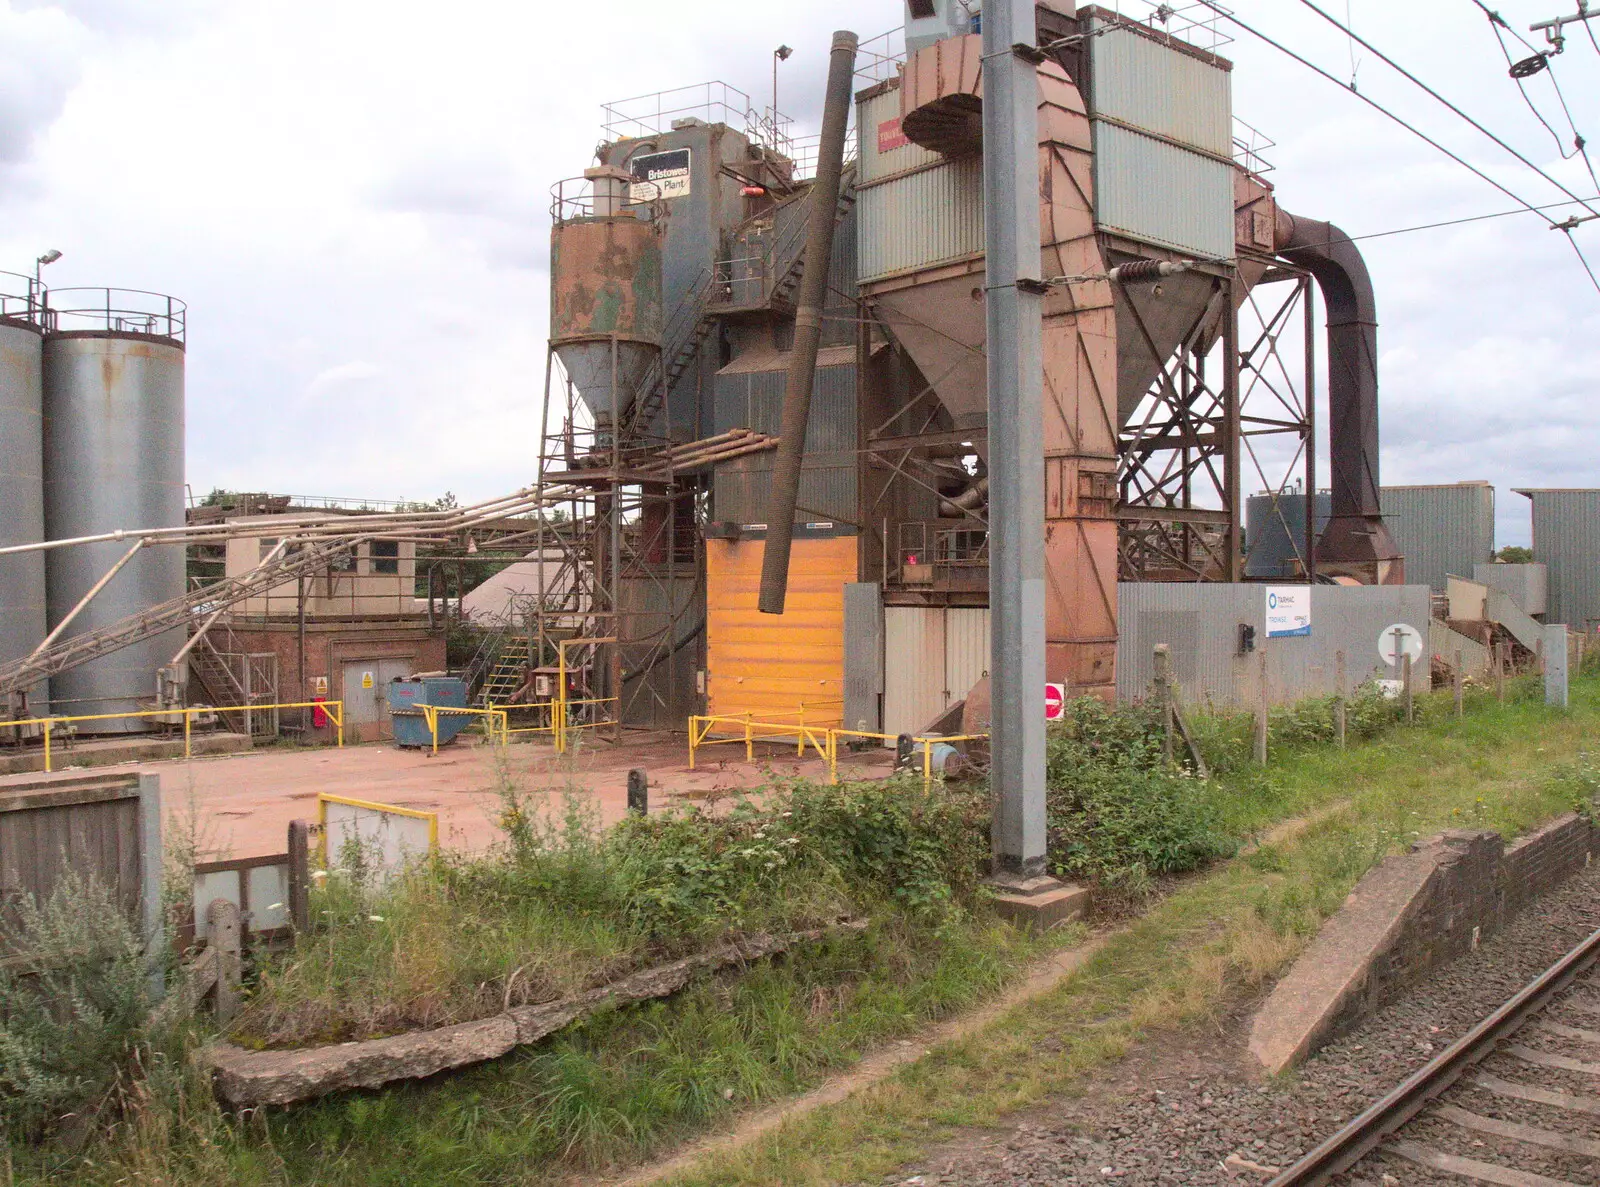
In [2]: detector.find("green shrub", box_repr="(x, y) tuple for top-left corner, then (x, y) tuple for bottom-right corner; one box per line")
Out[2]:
(1043, 698), (1235, 892)
(0, 874), (161, 1140)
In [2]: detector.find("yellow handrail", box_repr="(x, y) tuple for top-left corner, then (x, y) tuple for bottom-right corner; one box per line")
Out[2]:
(686, 715), (991, 793)
(0, 701), (345, 772)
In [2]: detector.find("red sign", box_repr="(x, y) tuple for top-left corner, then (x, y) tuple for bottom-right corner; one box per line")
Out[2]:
(877, 117), (909, 154)
(1044, 683), (1066, 721)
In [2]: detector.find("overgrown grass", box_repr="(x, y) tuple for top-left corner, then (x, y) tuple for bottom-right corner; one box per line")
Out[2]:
(7, 671), (1595, 1185)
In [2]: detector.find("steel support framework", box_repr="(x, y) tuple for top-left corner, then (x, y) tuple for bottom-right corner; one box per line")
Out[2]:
(1116, 263), (1317, 583)
(529, 344), (704, 733)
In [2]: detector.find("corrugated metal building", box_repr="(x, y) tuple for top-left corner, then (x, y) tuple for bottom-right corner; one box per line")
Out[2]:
(1379, 482), (1495, 593)
(1519, 489), (1600, 629)
(1116, 582), (1433, 707)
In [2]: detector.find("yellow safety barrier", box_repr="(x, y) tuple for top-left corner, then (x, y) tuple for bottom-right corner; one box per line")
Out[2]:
(554, 696), (620, 755)
(417, 704), (510, 754)
(688, 716), (991, 794)
(687, 712), (831, 768)
(0, 700), (345, 772)
(316, 792), (438, 865)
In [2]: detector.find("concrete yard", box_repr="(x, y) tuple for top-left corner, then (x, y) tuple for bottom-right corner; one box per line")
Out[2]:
(116, 732), (895, 860)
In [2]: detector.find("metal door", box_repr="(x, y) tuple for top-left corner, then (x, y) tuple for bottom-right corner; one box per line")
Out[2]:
(341, 659), (412, 742)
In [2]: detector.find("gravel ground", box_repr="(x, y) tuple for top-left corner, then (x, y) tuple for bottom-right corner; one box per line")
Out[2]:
(884, 860), (1600, 1186)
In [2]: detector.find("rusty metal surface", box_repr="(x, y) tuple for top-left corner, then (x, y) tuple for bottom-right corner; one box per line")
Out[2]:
(549, 215), (663, 346)
(43, 334), (186, 726)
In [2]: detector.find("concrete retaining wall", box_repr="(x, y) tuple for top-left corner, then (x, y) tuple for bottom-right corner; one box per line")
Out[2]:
(1249, 813), (1599, 1075)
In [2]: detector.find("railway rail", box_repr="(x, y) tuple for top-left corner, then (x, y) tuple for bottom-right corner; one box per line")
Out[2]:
(1269, 926), (1600, 1185)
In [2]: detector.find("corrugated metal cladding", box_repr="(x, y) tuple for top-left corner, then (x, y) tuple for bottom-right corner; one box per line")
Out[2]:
(857, 156), (985, 283)
(1524, 489), (1600, 628)
(705, 536), (854, 725)
(1092, 122), (1234, 260)
(882, 606), (990, 737)
(856, 87), (942, 184)
(1380, 483), (1495, 593)
(1085, 23), (1233, 155)
(1116, 582), (1432, 708)
(843, 583), (884, 732)
(713, 356), (856, 526)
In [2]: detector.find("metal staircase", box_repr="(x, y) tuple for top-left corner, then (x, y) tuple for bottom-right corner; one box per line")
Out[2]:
(189, 634), (248, 708)
(625, 169), (857, 439)
(475, 638), (531, 708)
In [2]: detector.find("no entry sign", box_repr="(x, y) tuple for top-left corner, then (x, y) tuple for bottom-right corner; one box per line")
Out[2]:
(1044, 682), (1066, 720)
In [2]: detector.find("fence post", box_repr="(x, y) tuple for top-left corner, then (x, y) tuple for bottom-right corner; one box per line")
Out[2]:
(827, 730), (838, 785)
(1154, 644), (1174, 765)
(1402, 652), (1414, 723)
(797, 703), (806, 757)
(1453, 648), (1464, 719)
(207, 899), (242, 1024)
(1255, 649), (1269, 766)
(922, 738), (933, 792)
(1334, 649), (1347, 750)
(287, 819), (310, 934)
(627, 769), (648, 816)
(1496, 642), (1506, 705)
(43, 717), (52, 772)
(744, 713), (753, 762)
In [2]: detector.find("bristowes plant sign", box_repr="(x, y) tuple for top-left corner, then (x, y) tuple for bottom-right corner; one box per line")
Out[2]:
(1264, 585), (1311, 638)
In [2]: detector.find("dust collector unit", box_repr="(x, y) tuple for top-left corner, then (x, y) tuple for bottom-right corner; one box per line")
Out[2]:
(549, 165), (664, 427)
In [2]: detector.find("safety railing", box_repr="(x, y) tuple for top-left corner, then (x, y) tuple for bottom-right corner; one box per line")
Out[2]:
(0, 700), (344, 773)
(688, 711), (987, 794)
(482, 694), (621, 755)
(415, 704), (510, 755)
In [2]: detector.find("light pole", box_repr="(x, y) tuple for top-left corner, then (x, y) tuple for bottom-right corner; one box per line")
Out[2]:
(32, 249), (61, 315)
(772, 44), (792, 137)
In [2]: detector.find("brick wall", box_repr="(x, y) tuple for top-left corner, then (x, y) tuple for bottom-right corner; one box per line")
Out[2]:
(1357, 815), (1597, 1023)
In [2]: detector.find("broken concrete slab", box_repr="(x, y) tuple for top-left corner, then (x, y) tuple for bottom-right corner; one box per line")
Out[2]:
(207, 920), (867, 1107)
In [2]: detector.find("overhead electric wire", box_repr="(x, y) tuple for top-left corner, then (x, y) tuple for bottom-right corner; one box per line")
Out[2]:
(1294, 0), (1600, 215)
(1466, 0), (1599, 187)
(1192, 0), (1600, 296)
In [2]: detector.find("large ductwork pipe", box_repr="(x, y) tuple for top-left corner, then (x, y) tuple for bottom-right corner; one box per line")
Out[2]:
(758, 30), (858, 616)
(1276, 210), (1402, 581)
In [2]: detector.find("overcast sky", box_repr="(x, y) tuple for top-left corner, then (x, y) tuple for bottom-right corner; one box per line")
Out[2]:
(1, 0), (1595, 546)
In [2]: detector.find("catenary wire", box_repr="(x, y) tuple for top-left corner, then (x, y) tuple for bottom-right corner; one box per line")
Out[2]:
(1468, 0), (1599, 184)
(1193, 0), (1600, 295)
(1295, 0), (1600, 211)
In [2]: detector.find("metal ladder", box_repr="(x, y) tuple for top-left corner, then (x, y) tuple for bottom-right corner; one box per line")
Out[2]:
(475, 638), (530, 708)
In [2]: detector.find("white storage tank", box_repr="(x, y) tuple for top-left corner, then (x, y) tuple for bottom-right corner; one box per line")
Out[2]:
(42, 288), (186, 731)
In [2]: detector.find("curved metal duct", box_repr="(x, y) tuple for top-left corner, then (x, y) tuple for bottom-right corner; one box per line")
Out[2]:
(1276, 210), (1403, 582)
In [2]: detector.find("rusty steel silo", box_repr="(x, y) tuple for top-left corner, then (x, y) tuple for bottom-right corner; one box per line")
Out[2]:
(0, 274), (47, 715)
(42, 288), (186, 730)
(549, 166), (663, 428)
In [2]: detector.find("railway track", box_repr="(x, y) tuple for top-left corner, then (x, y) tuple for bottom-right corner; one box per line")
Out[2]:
(1269, 926), (1600, 1186)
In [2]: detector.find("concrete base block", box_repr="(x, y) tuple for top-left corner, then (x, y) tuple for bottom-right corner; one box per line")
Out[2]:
(991, 882), (1090, 930)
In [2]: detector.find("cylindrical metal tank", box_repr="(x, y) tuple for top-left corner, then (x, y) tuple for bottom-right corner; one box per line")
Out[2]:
(43, 289), (186, 731)
(549, 178), (662, 426)
(1244, 490), (1331, 579)
(0, 276), (47, 713)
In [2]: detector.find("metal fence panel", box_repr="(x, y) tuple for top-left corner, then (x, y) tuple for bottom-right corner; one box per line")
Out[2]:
(1116, 583), (1433, 707)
